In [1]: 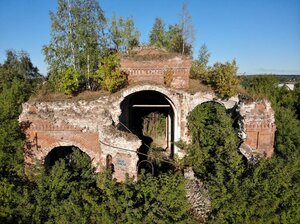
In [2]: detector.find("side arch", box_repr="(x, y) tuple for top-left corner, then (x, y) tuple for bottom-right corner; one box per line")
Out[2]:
(197, 100), (228, 109)
(188, 94), (239, 114)
(41, 140), (100, 171)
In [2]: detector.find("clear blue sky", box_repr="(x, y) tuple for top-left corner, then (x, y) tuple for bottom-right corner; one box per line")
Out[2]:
(0, 0), (299, 76)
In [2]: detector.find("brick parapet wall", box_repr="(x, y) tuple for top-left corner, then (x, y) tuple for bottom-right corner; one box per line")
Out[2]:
(120, 56), (192, 89)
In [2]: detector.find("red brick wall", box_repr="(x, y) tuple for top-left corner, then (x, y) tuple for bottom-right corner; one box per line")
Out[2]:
(241, 101), (276, 157)
(244, 123), (276, 157)
(121, 57), (191, 89)
(22, 118), (102, 172)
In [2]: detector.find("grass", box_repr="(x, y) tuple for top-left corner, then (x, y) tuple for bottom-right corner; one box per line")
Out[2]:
(29, 78), (252, 102)
(188, 78), (213, 94)
(29, 89), (109, 102)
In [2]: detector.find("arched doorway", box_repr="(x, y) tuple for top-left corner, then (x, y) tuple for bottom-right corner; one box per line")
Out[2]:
(44, 146), (74, 167)
(44, 145), (92, 170)
(119, 90), (175, 173)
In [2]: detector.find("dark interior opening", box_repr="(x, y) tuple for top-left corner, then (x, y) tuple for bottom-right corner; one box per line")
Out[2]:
(44, 146), (77, 168)
(119, 90), (175, 174)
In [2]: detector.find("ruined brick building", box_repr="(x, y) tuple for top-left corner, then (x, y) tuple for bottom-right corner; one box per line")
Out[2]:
(19, 47), (276, 181)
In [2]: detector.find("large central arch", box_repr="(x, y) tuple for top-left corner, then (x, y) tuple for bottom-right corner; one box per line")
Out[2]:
(118, 89), (178, 168)
(112, 84), (181, 152)
(119, 90), (176, 162)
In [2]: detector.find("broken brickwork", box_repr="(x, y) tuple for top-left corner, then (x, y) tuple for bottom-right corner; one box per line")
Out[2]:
(120, 47), (192, 89)
(19, 56), (276, 181)
(239, 100), (276, 159)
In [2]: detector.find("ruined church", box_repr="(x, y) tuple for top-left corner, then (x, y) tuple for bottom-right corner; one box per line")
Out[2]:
(19, 47), (276, 181)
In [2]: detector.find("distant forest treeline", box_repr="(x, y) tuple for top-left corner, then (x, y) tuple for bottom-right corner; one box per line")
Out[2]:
(241, 74), (300, 83)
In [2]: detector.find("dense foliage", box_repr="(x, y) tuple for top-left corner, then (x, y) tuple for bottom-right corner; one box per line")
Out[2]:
(190, 44), (210, 80)
(0, 50), (195, 223)
(93, 53), (127, 93)
(0, 50), (42, 176)
(149, 17), (167, 49)
(185, 102), (245, 222)
(59, 67), (81, 95)
(0, 50), (42, 222)
(207, 60), (239, 98)
(186, 102), (243, 180)
(190, 46), (239, 98)
(43, 0), (106, 90)
(185, 76), (300, 223)
(194, 61), (239, 98)
(43, 0), (196, 95)
(43, 0), (140, 94)
(149, 17), (192, 55)
(97, 171), (194, 224)
(109, 15), (140, 53)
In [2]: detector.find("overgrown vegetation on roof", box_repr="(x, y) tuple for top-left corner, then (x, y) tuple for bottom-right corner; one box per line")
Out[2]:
(122, 46), (191, 61)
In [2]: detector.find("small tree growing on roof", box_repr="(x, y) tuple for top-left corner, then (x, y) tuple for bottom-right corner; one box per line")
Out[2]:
(93, 53), (127, 93)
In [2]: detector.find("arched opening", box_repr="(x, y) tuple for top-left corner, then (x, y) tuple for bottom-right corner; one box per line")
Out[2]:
(119, 90), (175, 173)
(106, 154), (115, 173)
(43, 145), (96, 191)
(137, 160), (154, 175)
(44, 146), (74, 167)
(44, 145), (92, 170)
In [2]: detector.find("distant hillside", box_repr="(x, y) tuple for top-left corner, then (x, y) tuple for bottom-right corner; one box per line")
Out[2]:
(239, 74), (300, 83)
(273, 75), (300, 83)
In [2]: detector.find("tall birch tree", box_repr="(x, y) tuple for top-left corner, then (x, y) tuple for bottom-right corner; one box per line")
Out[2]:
(43, 0), (107, 90)
(179, 2), (195, 55)
(109, 15), (140, 53)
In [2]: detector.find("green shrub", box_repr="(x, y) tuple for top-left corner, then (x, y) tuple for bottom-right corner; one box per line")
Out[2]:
(207, 60), (239, 98)
(163, 68), (174, 87)
(59, 67), (80, 95)
(94, 54), (127, 93)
